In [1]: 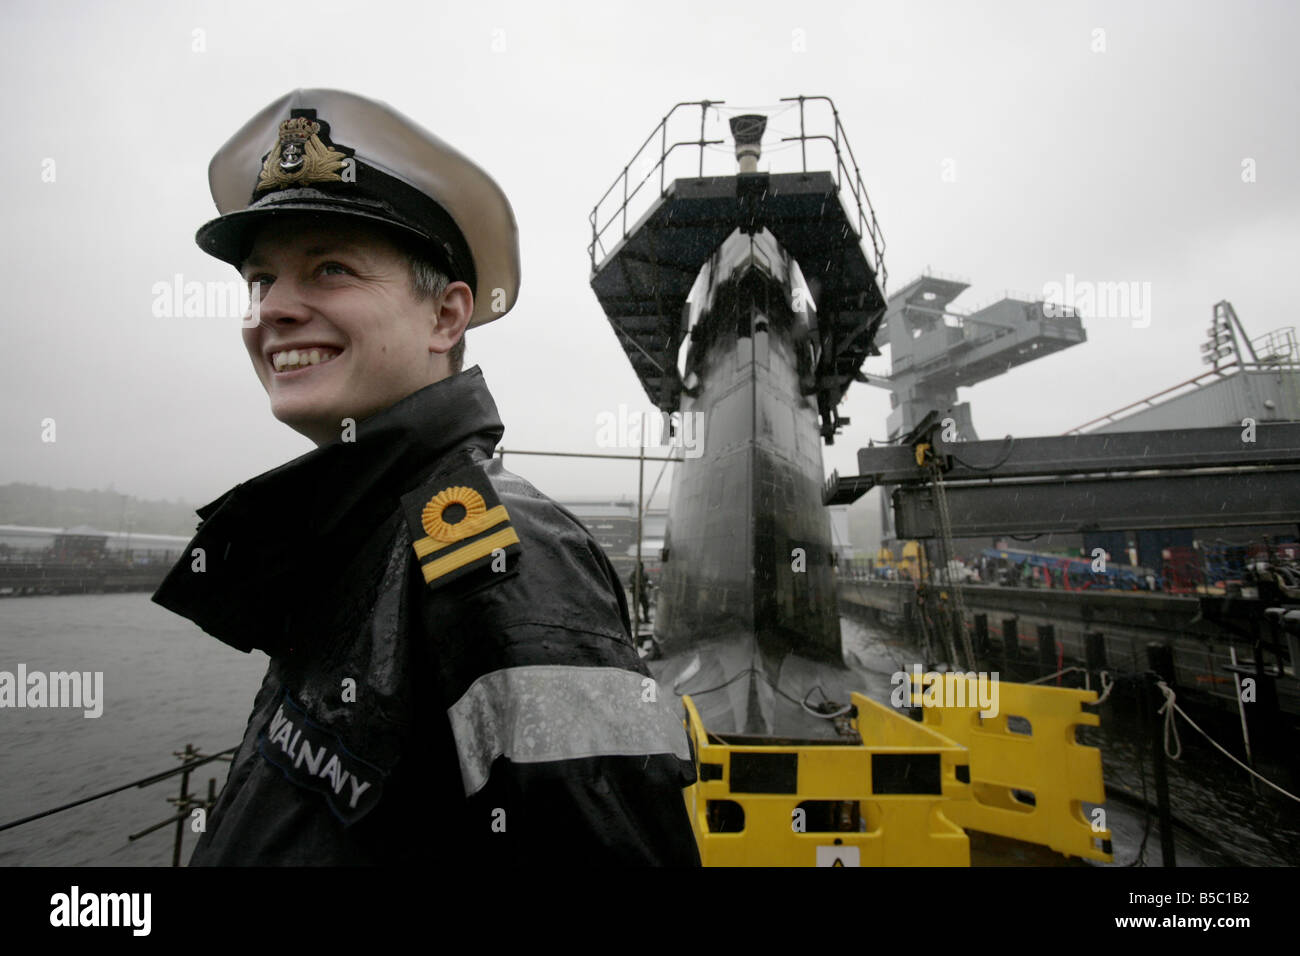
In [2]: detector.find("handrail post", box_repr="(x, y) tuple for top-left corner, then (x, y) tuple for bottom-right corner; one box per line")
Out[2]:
(698, 101), (708, 176)
(833, 106), (842, 191)
(635, 422), (646, 625)
(798, 95), (808, 171)
(171, 743), (196, 867)
(856, 168), (865, 242)
(622, 166), (629, 240)
(660, 119), (668, 194)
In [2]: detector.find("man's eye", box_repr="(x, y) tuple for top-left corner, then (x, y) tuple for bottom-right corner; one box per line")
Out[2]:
(319, 262), (350, 276)
(247, 275), (273, 291)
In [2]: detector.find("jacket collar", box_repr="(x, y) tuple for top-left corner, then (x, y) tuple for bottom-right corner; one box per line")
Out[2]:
(152, 365), (505, 653)
(196, 364), (504, 532)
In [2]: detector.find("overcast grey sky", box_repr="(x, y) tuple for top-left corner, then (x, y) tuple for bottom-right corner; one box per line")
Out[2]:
(2, 0), (1297, 514)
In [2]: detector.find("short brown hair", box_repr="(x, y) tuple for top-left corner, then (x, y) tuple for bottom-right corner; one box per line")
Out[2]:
(405, 248), (465, 375)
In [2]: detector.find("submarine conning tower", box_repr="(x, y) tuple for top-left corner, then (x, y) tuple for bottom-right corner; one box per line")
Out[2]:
(588, 98), (888, 727)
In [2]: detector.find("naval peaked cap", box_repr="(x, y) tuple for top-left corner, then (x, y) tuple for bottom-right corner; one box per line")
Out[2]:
(197, 88), (520, 328)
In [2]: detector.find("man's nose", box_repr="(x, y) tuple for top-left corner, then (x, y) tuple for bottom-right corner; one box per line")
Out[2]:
(251, 278), (311, 325)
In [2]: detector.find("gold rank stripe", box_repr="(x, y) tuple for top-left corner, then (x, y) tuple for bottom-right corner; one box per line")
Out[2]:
(418, 526), (520, 585)
(412, 505), (511, 560)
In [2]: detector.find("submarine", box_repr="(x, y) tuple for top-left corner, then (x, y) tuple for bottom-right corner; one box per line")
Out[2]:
(589, 98), (888, 736)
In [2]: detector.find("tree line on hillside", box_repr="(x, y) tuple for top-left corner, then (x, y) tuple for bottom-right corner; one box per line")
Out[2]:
(0, 484), (200, 537)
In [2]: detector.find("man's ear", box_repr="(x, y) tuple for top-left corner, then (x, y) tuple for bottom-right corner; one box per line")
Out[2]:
(430, 280), (473, 354)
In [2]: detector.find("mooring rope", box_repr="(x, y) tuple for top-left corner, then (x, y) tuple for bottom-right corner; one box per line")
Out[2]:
(1154, 680), (1300, 803)
(1095, 669), (1116, 704)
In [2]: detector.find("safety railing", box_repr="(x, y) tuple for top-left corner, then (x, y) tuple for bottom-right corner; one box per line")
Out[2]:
(1251, 326), (1299, 366)
(588, 95), (888, 292)
(0, 743), (234, 866)
(778, 95), (887, 292)
(588, 100), (725, 272)
(1063, 360), (1286, 434)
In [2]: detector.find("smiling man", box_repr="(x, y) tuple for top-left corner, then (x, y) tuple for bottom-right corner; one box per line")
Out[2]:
(151, 89), (700, 866)
(240, 219), (471, 445)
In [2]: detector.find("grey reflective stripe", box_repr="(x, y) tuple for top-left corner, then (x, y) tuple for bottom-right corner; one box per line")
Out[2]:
(447, 665), (691, 797)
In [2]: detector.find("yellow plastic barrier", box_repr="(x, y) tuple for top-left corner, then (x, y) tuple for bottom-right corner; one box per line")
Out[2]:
(908, 674), (1112, 862)
(681, 693), (971, 866)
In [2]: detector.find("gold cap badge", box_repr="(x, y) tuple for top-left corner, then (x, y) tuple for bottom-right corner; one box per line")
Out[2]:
(256, 116), (349, 192)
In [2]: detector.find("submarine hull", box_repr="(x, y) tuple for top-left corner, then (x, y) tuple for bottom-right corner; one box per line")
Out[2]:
(655, 228), (846, 735)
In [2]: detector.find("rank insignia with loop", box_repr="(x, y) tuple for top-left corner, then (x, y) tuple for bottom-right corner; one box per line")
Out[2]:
(401, 463), (521, 590)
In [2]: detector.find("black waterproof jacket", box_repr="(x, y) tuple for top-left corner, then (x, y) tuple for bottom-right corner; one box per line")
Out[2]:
(152, 366), (700, 865)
